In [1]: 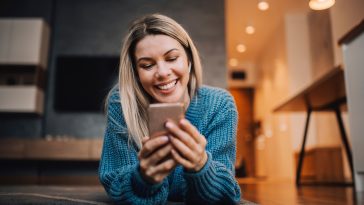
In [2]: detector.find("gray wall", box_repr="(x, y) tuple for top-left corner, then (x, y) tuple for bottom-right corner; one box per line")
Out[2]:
(0, 0), (226, 139)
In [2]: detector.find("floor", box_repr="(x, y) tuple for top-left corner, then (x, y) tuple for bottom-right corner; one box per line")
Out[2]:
(238, 178), (364, 205)
(1, 179), (363, 204)
(0, 185), (255, 205)
(0, 186), (111, 205)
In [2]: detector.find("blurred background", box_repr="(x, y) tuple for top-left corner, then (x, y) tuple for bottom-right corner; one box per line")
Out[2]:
(0, 0), (364, 204)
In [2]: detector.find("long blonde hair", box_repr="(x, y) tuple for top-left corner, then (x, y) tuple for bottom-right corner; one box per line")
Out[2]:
(115, 14), (202, 149)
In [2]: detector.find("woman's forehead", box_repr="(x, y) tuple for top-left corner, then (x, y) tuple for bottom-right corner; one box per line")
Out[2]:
(134, 35), (184, 58)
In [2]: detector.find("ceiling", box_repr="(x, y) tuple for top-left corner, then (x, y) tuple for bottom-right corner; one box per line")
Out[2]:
(226, 0), (309, 66)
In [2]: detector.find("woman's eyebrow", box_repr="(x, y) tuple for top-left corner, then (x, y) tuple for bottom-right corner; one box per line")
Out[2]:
(163, 48), (179, 56)
(136, 48), (179, 63)
(136, 57), (153, 63)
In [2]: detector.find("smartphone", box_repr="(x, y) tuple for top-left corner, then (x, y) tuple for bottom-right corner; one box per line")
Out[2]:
(148, 103), (185, 138)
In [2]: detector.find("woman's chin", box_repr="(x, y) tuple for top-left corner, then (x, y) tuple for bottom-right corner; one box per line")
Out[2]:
(152, 87), (185, 103)
(154, 97), (180, 104)
(152, 92), (184, 104)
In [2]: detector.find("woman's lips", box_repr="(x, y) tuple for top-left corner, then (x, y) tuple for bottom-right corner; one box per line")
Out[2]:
(155, 79), (178, 94)
(156, 79), (177, 90)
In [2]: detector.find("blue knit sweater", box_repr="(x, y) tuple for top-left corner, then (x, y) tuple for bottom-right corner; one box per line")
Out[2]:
(99, 85), (241, 204)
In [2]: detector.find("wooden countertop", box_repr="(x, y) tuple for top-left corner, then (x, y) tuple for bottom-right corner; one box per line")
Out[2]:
(0, 138), (103, 161)
(274, 66), (346, 112)
(338, 18), (364, 45)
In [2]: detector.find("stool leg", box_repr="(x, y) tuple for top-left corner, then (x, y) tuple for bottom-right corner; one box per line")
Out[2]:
(296, 109), (312, 186)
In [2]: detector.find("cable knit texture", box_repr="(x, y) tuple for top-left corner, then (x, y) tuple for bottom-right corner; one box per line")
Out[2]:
(99, 85), (241, 204)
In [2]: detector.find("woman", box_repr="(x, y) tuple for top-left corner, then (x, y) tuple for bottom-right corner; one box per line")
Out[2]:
(99, 14), (241, 204)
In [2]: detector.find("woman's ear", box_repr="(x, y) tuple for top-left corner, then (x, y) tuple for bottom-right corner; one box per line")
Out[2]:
(188, 62), (191, 73)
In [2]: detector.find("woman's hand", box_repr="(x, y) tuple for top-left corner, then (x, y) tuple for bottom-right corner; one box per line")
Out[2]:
(166, 119), (208, 172)
(138, 136), (177, 184)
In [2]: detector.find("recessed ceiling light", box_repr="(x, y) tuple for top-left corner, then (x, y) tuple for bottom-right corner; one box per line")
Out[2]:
(245, 25), (255, 34)
(236, 44), (247, 53)
(309, 0), (335, 10)
(258, 0), (269, 11)
(229, 58), (238, 67)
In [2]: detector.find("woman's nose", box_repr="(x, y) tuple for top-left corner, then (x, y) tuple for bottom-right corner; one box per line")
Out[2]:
(155, 62), (172, 78)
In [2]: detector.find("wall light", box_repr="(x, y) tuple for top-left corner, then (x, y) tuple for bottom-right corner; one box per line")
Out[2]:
(309, 0), (335, 10)
(236, 44), (247, 53)
(258, 0), (269, 11)
(245, 25), (255, 34)
(229, 58), (238, 67)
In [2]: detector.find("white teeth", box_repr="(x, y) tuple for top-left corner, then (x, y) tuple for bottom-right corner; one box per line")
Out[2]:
(157, 80), (176, 90)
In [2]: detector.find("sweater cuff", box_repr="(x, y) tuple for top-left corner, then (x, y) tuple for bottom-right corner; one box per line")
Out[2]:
(131, 165), (167, 196)
(183, 151), (214, 178)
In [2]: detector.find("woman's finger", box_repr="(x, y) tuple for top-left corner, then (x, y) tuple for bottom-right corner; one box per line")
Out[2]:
(150, 171), (172, 184)
(146, 158), (177, 176)
(169, 136), (195, 162)
(147, 143), (173, 166)
(165, 121), (198, 150)
(170, 149), (194, 169)
(142, 136), (150, 144)
(139, 136), (169, 158)
(179, 119), (206, 145)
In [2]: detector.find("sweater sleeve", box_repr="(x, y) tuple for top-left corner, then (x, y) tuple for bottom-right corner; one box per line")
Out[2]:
(183, 91), (241, 204)
(98, 91), (169, 205)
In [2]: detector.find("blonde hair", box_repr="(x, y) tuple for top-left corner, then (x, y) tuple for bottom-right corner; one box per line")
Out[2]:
(115, 14), (202, 149)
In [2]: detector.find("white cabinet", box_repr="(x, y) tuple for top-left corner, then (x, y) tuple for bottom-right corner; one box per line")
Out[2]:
(340, 20), (364, 192)
(0, 19), (49, 68)
(0, 18), (49, 115)
(0, 86), (44, 114)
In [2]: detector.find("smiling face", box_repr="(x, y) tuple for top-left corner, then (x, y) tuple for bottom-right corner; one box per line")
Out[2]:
(134, 34), (190, 104)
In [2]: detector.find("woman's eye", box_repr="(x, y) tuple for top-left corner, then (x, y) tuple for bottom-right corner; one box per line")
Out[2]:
(166, 56), (178, 62)
(140, 64), (154, 70)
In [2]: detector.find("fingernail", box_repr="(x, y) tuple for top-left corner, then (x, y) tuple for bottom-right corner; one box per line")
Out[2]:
(161, 136), (169, 141)
(165, 121), (172, 128)
(180, 119), (187, 125)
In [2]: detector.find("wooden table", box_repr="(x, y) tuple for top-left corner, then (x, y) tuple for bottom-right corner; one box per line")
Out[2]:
(274, 66), (354, 186)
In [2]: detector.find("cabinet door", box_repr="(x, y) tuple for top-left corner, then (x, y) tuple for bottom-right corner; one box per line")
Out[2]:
(0, 20), (12, 63)
(8, 19), (43, 65)
(0, 85), (44, 114)
(0, 19), (48, 66)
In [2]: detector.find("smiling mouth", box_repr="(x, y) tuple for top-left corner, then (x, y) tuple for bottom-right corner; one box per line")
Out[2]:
(156, 80), (178, 90)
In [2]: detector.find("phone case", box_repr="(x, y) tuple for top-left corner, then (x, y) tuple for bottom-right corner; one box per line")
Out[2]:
(148, 103), (185, 137)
